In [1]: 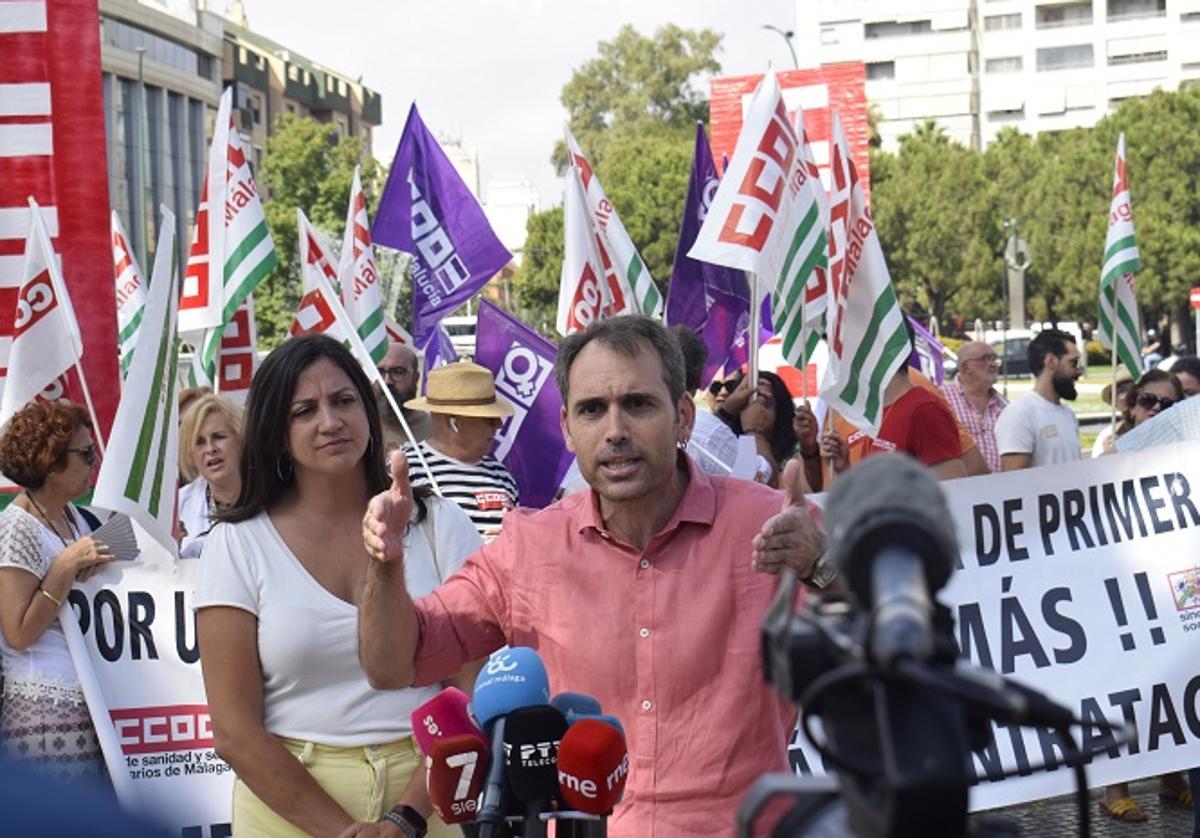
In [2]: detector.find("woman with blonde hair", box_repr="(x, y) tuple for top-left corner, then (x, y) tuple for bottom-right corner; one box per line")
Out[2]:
(178, 393), (244, 558)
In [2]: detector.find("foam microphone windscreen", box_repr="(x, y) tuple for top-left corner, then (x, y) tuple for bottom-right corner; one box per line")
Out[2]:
(473, 647), (550, 731)
(502, 704), (569, 804)
(550, 691), (602, 721)
(556, 718), (628, 815)
(411, 687), (483, 756)
(426, 734), (490, 824)
(568, 712), (625, 738)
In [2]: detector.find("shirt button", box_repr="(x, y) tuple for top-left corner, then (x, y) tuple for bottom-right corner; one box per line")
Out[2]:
(641, 700), (653, 711)
(600, 531), (611, 540)
(639, 627), (650, 638)
(639, 559), (650, 569)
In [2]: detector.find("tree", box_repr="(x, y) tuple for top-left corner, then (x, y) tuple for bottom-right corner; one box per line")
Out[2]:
(254, 113), (386, 345)
(510, 206), (563, 336)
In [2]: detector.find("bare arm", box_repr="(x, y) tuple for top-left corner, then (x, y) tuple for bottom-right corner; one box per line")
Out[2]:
(358, 560), (419, 689)
(0, 536), (112, 651)
(931, 458), (969, 481)
(198, 606), (353, 835)
(1001, 453), (1032, 471)
(961, 446), (989, 477)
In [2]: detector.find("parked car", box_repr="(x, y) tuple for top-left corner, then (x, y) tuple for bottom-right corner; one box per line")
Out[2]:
(993, 336), (1031, 378)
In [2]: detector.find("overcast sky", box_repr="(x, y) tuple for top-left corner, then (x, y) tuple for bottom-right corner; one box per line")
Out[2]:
(232, 0), (796, 207)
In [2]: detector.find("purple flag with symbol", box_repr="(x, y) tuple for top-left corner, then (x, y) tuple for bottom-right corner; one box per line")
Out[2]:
(474, 300), (572, 508)
(907, 315), (946, 385)
(667, 123), (754, 385)
(373, 103), (511, 366)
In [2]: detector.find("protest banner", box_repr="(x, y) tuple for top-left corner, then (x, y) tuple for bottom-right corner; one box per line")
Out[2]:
(65, 524), (233, 834)
(788, 442), (1200, 811)
(474, 300), (572, 508)
(0, 0), (119, 437)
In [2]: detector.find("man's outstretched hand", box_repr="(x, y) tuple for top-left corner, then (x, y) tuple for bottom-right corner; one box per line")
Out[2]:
(752, 459), (822, 577)
(363, 451), (414, 564)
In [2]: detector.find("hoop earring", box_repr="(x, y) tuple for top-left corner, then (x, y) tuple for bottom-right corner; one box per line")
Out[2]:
(677, 438), (689, 450)
(276, 452), (292, 483)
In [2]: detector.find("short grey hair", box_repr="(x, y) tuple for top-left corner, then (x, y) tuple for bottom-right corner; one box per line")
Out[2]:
(555, 315), (686, 406)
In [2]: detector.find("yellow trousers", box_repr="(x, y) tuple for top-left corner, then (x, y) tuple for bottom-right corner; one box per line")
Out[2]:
(231, 735), (457, 837)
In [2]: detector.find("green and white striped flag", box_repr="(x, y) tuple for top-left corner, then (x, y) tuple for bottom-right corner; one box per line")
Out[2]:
(110, 211), (147, 380)
(94, 209), (181, 555)
(820, 113), (908, 436)
(338, 166), (388, 364)
(1097, 132), (1142, 376)
(563, 127), (662, 320)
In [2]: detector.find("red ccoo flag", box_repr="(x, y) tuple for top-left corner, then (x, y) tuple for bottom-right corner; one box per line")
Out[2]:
(556, 718), (628, 815)
(426, 733), (490, 824)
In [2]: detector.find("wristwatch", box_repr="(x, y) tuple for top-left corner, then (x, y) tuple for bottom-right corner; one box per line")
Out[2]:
(381, 805), (427, 838)
(802, 549), (837, 590)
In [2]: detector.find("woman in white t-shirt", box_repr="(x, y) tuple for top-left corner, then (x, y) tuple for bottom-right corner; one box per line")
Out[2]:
(177, 394), (244, 558)
(0, 401), (113, 783)
(195, 335), (482, 837)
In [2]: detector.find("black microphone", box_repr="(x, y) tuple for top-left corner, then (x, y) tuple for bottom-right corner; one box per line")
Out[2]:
(504, 705), (569, 838)
(824, 454), (958, 667)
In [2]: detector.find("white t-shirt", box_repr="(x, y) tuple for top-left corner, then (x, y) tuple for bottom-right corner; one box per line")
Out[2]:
(0, 505), (94, 699)
(193, 496), (481, 746)
(178, 478), (211, 558)
(994, 391), (1082, 467)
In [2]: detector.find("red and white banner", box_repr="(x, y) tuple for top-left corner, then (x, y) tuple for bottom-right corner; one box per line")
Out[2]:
(0, 0), (119, 436)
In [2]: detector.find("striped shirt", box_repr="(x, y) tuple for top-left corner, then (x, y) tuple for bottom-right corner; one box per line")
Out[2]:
(402, 441), (519, 537)
(939, 378), (1008, 473)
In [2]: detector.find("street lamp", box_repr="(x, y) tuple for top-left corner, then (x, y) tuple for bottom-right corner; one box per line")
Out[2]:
(134, 46), (150, 269)
(761, 24), (799, 70)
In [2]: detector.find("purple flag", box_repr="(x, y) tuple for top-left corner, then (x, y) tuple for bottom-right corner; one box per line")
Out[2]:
(373, 103), (512, 361)
(474, 300), (572, 508)
(907, 315), (946, 385)
(667, 123), (752, 385)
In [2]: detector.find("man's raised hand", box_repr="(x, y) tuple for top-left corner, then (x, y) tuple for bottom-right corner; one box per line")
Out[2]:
(363, 451), (414, 563)
(752, 459), (822, 577)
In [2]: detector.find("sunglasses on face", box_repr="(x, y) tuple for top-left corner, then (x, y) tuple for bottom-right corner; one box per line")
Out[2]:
(1136, 393), (1175, 412)
(66, 445), (97, 466)
(707, 379), (740, 395)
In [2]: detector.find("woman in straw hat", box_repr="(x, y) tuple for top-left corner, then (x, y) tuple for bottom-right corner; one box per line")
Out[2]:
(402, 361), (519, 540)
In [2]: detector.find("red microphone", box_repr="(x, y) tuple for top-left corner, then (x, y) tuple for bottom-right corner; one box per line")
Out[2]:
(426, 733), (490, 824)
(556, 718), (628, 815)
(411, 687), (483, 756)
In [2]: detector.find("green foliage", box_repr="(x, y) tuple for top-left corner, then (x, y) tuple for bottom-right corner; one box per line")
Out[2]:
(510, 206), (564, 336)
(254, 113), (386, 346)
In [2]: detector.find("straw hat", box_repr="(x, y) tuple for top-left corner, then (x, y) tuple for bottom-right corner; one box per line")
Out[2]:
(404, 361), (514, 418)
(1100, 368), (1134, 406)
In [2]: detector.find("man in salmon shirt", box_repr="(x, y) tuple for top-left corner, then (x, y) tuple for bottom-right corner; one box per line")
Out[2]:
(358, 315), (828, 838)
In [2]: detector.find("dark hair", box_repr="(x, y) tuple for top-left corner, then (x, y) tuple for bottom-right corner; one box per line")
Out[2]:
(0, 401), (92, 490)
(755, 371), (798, 464)
(1172, 355), (1200, 383)
(555, 315), (686, 406)
(1027, 329), (1076, 377)
(670, 325), (708, 393)
(217, 335), (428, 523)
(1118, 369), (1183, 435)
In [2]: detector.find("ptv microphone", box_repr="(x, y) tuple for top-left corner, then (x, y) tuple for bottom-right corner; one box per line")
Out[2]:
(550, 691), (602, 722)
(411, 687), (483, 756)
(473, 647), (551, 731)
(824, 454), (958, 667)
(503, 705), (569, 804)
(426, 734), (490, 825)
(557, 718), (629, 815)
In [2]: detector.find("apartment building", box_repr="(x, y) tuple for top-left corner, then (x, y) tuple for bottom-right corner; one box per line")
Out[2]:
(794, 0), (1200, 149)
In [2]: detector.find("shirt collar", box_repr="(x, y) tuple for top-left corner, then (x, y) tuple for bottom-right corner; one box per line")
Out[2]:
(569, 454), (717, 536)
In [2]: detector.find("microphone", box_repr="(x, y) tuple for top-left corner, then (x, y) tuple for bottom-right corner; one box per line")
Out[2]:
(426, 733), (490, 825)
(824, 454), (957, 667)
(411, 687), (484, 756)
(557, 718), (629, 815)
(550, 691), (602, 722)
(504, 705), (569, 804)
(473, 647), (552, 837)
(567, 712), (624, 738)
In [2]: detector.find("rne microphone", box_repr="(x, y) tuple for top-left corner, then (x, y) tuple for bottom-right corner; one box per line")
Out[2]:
(426, 733), (490, 825)
(557, 718), (629, 815)
(568, 712), (624, 738)
(824, 454), (958, 667)
(411, 687), (483, 756)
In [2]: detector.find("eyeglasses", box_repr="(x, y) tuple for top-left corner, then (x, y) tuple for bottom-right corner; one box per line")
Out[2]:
(66, 445), (97, 466)
(707, 379), (740, 395)
(377, 366), (412, 381)
(1136, 393), (1175, 412)
(964, 354), (999, 366)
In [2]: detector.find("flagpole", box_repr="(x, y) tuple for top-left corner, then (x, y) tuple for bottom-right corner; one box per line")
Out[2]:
(73, 359), (108, 457)
(377, 385), (443, 497)
(797, 280), (809, 402)
(748, 272), (761, 388)
(1108, 299), (1120, 434)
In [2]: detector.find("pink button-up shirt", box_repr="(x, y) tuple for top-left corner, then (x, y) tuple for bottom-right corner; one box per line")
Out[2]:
(412, 459), (801, 837)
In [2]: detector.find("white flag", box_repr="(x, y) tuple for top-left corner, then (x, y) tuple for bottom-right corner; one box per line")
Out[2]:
(111, 211), (147, 379)
(93, 209), (181, 554)
(337, 167), (389, 364)
(1097, 132), (1143, 376)
(0, 199), (83, 426)
(557, 163), (620, 336)
(178, 89), (230, 335)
